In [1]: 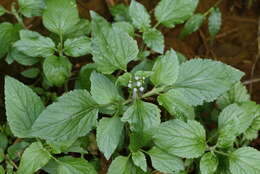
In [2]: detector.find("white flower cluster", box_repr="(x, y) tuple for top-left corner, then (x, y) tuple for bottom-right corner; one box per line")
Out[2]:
(127, 75), (145, 93)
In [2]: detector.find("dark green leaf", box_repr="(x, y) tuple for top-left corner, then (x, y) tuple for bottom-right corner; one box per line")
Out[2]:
(7, 142), (30, 160)
(110, 4), (131, 22)
(64, 36), (91, 57)
(18, 0), (45, 17)
(21, 68), (40, 78)
(75, 63), (97, 90)
(143, 29), (164, 53)
(200, 152), (218, 174)
(208, 8), (222, 39)
(0, 5), (5, 16)
(0, 133), (8, 150)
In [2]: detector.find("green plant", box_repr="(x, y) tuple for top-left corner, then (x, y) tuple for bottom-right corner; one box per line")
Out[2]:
(1, 0), (260, 174)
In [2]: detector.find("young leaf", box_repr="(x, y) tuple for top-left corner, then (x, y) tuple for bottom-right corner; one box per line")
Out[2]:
(90, 72), (122, 105)
(116, 72), (133, 87)
(43, 55), (72, 87)
(97, 116), (124, 160)
(75, 63), (97, 90)
(174, 59), (244, 106)
(110, 4), (131, 22)
(155, 0), (199, 27)
(65, 19), (91, 38)
(21, 68), (40, 79)
(148, 147), (184, 173)
(0, 5), (5, 16)
(143, 28), (164, 54)
(121, 100), (161, 135)
(129, 0), (150, 31)
(150, 49), (179, 86)
(179, 13), (205, 39)
(208, 8), (222, 39)
(158, 89), (195, 120)
(31, 90), (99, 141)
(7, 142), (30, 160)
(17, 142), (51, 174)
(107, 156), (131, 174)
(14, 30), (55, 57)
(5, 76), (44, 138)
(200, 152), (218, 174)
(245, 109), (260, 140)
(132, 151), (147, 172)
(18, 0), (45, 17)
(64, 36), (91, 57)
(154, 119), (206, 158)
(8, 47), (40, 66)
(113, 22), (135, 37)
(229, 147), (260, 174)
(43, 0), (79, 35)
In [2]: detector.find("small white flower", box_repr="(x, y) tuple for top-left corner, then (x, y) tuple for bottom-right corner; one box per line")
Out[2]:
(136, 81), (142, 87)
(128, 83), (132, 88)
(139, 87), (144, 92)
(134, 76), (140, 80)
(133, 88), (138, 92)
(142, 77), (145, 80)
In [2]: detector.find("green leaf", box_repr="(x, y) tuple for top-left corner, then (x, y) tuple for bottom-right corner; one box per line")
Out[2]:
(0, 133), (8, 150)
(208, 8), (222, 39)
(75, 63), (97, 90)
(229, 147), (260, 174)
(64, 36), (91, 57)
(148, 147), (184, 173)
(129, 0), (150, 31)
(200, 152), (218, 174)
(43, 55), (72, 87)
(116, 72), (133, 87)
(0, 165), (4, 174)
(110, 4), (131, 22)
(90, 72), (122, 105)
(14, 30), (55, 57)
(7, 142), (30, 160)
(97, 116), (124, 159)
(121, 100), (161, 135)
(155, 0), (199, 27)
(0, 22), (21, 59)
(65, 19), (91, 38)
(17, 142), (51, 174)
(154, 119), (206, 158)
(18, 0), (45, 17)
(43, 0), (79, 35)
(4, 76), (44, 138)
(179, 13), (205, 39)
(0, 149), (4, 163)
(151, 49), (179, 86)
(245, 108), (260, 140)
(143, 29), (164, 54)
(174, 59), (244, 106)
(216, 155), (232, 174)
(217, 82), (250, 109)
(32, 90), (99, 141)
(107, 156), (132, 174)
(91, 19), (139, 74)
(132, 151), (147, 172)
(112, 22), (135, 37)
(0, 5), (5, 16)
(21, 68), (40, 78)
(158, 89), (195, 120)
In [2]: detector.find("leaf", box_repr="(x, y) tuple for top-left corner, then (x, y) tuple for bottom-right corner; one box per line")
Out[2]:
(179, 13), (205, 39)
(148, 147), (184, 173)
(17, 142), (51, 174)
(0, 165), (4, 174)
(75, 63), (97, 90)
(143, 28), (164, 54)
(113, 22), (135, 37)
(21, 68), (40, 79)
(65, 19), (91, 38)
(150, 49), (179, 86)
(132, 151), (147, 172)
(245, 108), (260, 140)
(229, 147), (260, 174)
(153, 119), (206, 158)
(158, 89), (195, 120)
(208, 8), (222, 39)
(155, 0), (199, 27)
(64, 36), (91, 57)
(14, 30), (55, 57)
(217, 82), (250, 109)
(0, 5), (5, 16)
(43, 0), (79, 35)
(200, 152), (218, 174)
(7, 142), (30, 160)
(91, 13), (139, 74)
(43, 55), (72, 87)
(174, 59), (244, 106)
(116, 72), (133, 87)
(97, 116), (124, 159)
(0, 149), (4, 163)
(90, 72), (122, 105)
(0, 133), (8, 150)
(129, 0), (150, 31)
(121, 100), (161, 135)
(110, 4), (131, 22)
(5, 76), (44, 138)
(107, 156), (132, 174)
(18, 0), (45, 17)
(216, 155), (232, 174)
(31, 90), (99, 141)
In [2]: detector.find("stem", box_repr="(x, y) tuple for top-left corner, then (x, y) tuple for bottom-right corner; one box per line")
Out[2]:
(203, 0), (224, 16)
(153, 22), (160, 29)
(214, 150), (229, 156)
(59, 33), (64, 57)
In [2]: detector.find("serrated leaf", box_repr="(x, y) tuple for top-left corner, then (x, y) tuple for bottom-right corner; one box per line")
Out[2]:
(97, 116), (124, 159)
(132, 151), (147, 172)
(21, 68), (40, 79)
(0, 5), (5, 16)
(64, 36), (91, 57)
(200, 152), (218, 174)
(229, 147), (260, 174)
(31, 90), (98, 141)
(5, 76), (44, 138)
(148, 147), (184, 173)
(179, 13), (205, 39)
(143, 28), (164, 53)
(43, 0), (79, 35)
(245, 108), (260, 140)
(158, 89), (195, 120)
(208, 8), (222, 39)
(129, 0), (150, 31)
(154, 119), (206, 158)
(174, 59), (244, 106)
(151, 49), (179, 86)
(155, 0), (199, 27)
(18, 0), (45, 17)
(14, 30), (55, 57)
(113, 22), (135, 37)
(17, 142), (51, 174)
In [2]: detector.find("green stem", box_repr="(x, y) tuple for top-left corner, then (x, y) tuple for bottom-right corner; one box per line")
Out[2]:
(214, 150), (229, 156)
(153, 21), (160, 29)
(59, 33), (64, 57)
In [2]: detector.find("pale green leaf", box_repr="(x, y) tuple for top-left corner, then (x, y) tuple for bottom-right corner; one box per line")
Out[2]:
(208, 8), (222, 39)
(245, 108), (260, 140)
(65, 19), (91, 38)
(116, 72), (133, 87)
(132, 151), (147, 172)
(112, 21), (135, 37)
(107, 156), (132, 174)
(143, 28), (164, 53)
(18, 0), (45, 17)
(21, 68), (40, 79)
(200, 152), (218, 174)
(64, 36), (91, 57)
